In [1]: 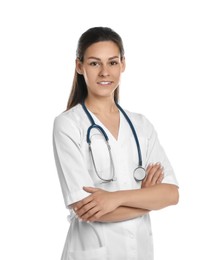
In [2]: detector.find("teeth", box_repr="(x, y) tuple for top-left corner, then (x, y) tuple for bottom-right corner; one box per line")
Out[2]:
(99, 81), (111, 85)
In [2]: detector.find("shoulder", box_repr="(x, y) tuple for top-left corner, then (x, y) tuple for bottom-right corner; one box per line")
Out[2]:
(123, 107), (153, 128)
(53, 104), (84, 134)
(123, 107), (155, 137)
(54, 104), (83, 124)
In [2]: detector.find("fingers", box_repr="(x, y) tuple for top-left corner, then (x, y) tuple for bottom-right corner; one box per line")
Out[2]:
(74, 195), (93, 211)
(147, 163), (164, 185)
(74, 188), (105, 221)
(75, 200), (96, 217)
(74, 188), (117, 222)
(77, 203), (100, 221)
(142, 163), (164, 187)
(74, 187), (100, 216)
(75, 198), (108, 222)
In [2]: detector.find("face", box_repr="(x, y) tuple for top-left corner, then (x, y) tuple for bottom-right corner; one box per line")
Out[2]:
(76, 41), (125, 100)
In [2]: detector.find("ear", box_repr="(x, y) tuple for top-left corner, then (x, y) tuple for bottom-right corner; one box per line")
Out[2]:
(121, 57), (126, 72)
(75, 58), (83, 74)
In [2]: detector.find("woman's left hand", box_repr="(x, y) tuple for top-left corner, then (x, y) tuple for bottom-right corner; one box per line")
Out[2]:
(74, 187), (120, 222)
(141, 163), (164, 188)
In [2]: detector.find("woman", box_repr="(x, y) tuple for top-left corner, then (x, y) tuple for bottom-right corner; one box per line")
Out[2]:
(53, 27), (179, 260)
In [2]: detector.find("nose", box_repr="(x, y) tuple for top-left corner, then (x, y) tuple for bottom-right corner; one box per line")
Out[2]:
(99, 64), (109, 77)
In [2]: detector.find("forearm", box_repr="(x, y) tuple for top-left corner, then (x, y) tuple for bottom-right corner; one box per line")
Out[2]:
(74, 183), (179, 222)
(96, 206), (149, 223)
(116, 184), (179, 211)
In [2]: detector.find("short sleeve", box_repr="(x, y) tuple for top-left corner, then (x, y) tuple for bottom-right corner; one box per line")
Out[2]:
(144, 118), (179, 187)
(53, 114), (94, 207)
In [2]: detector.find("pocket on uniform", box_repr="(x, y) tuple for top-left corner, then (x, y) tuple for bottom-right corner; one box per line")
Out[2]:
(68, 246), (107, 260)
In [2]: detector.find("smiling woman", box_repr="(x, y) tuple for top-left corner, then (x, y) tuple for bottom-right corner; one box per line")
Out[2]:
(52, 27), (179, 260)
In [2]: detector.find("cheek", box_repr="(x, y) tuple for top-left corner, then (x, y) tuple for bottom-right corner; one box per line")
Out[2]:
(114, 70), (122, 81)
(83, 69), (96, 82)
(115, 66), (124, 75)
(82, 71), (93, 86)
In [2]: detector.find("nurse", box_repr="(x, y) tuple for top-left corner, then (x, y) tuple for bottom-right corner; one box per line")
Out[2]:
(53, 27), (179, 260)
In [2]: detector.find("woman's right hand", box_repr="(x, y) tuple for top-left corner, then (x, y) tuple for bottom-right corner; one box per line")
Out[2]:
(141, 163), (164, 188)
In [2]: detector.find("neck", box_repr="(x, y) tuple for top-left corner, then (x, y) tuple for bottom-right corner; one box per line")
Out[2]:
(85, 97), (118, 115)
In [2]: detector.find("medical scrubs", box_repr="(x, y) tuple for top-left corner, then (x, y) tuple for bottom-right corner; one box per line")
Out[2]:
(53, 104), (178, 260)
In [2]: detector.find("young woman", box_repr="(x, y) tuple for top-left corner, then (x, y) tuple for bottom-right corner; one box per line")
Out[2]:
(53, 27), (179, 260)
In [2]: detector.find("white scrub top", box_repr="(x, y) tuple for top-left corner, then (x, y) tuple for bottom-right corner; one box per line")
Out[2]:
(53, 104), (178, 260)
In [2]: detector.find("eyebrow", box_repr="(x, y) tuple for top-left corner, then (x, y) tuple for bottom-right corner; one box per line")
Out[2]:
(87, 56), (120, 61)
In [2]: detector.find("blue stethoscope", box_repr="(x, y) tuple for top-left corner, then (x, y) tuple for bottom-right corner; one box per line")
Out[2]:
(82, 102), (146, 182)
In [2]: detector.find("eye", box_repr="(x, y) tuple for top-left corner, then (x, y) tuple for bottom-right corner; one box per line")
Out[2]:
(89, 61), (100, 66)
(110, 60), (118, 66)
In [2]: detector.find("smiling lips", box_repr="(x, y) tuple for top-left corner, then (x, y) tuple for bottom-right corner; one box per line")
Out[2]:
(97, 81), (113, 86)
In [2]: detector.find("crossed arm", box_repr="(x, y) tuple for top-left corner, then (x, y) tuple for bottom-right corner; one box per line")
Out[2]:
(72, 163), (179, 223)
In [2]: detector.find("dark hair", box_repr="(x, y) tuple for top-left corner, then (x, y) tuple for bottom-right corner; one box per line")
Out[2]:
(66, 27), (125, 110)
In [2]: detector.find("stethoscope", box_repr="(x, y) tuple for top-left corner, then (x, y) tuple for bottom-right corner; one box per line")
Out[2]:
(82, 102), (146, 182)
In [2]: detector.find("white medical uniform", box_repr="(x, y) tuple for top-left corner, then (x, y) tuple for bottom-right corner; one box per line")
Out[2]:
(53, 104), (178, 260)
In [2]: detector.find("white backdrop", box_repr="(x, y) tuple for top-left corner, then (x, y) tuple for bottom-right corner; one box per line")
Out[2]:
(0, 0), (221, 259)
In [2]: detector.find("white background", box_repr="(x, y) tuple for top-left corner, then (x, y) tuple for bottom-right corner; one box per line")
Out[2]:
(0, 0), (221, 259)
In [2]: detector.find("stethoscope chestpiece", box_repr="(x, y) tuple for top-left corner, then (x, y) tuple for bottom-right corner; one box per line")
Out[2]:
(82, 102), (146, 183)
(133, 166), (146, 181)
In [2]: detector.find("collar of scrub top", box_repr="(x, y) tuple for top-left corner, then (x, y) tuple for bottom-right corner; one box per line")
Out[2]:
(81, 101), (146, 181)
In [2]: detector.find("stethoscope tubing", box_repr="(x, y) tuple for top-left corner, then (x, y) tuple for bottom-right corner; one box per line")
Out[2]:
(82, 102), (142, 166)
(81, 102), (145, 181)
(116, 103), (143, 167)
